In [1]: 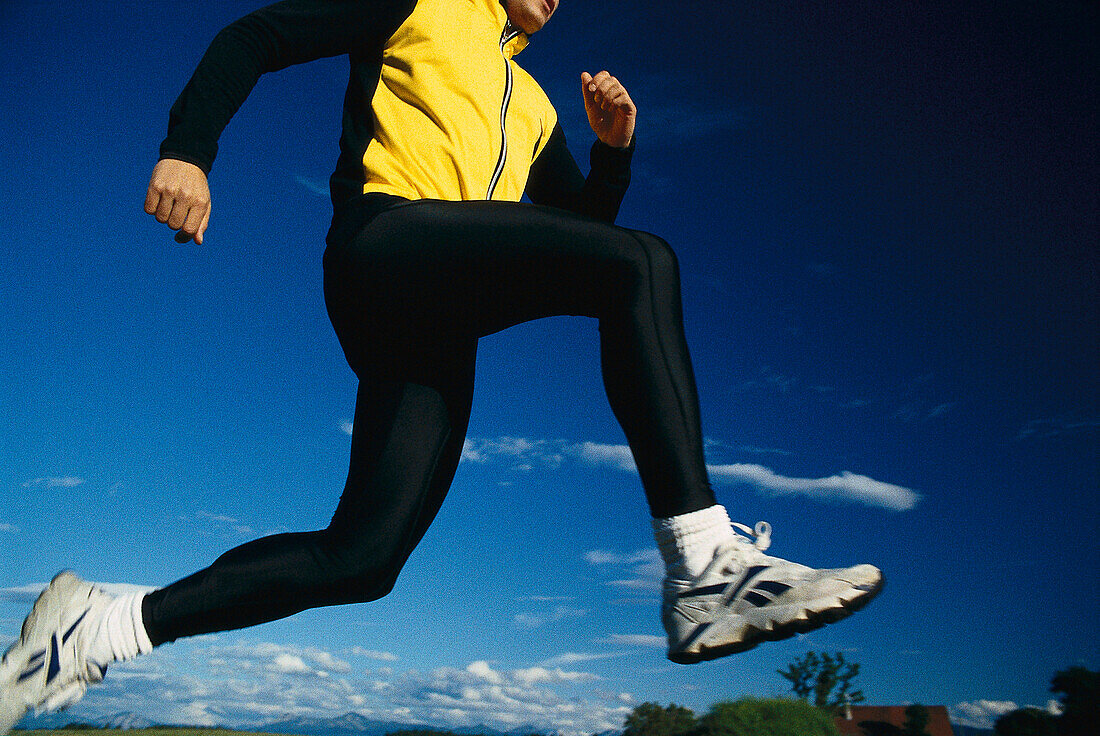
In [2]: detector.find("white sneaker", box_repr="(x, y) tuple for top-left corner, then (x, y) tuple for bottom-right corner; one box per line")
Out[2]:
(663, 522), (883, 664)
(0, 572), (112, 734)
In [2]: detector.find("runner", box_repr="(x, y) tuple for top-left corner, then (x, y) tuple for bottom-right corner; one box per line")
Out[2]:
(1, 1), (882, 729)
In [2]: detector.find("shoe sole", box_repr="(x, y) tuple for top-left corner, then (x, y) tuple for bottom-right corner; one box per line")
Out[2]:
(668, 571), (885, 664)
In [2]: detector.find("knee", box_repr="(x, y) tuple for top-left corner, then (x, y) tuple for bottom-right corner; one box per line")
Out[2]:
(349, 571), (399, 602)
(635, 231), (680, 281)
(330, 559), (401, 604)
(315, 532), (405, 604)
(610, 230), (681, 297)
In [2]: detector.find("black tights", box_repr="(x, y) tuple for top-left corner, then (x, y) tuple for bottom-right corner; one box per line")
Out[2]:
(142, 197), (715, 645)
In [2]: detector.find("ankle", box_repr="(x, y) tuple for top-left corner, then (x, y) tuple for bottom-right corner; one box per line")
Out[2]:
(652, 504), (737, 583)
(87, 592), (154, 665)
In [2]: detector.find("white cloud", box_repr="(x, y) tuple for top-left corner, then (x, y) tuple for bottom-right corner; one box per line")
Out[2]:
(349, 647), (398, 662)
(183, 510), (255, 538)
(340, 420), (355, 436)
(706, 463), (921, 511)
(926, 402), (956, 420)
(585, 548), (663, 592)
(607, 578), (661, 592)
(466, 660), (503, 684)
(950, 698), (1063, 729)
(175, 700), (222, 727)
(0, 583), (47, 603)
(273, 653), (312, 674)
(461, 437), (563, 470)
(1017, 415), (1100, 441)
(894, 399), (958, 423)
(295, 174), (329, 197)
(736, 445), (794, 457)
(584, 550), (656, 566)
(569, 442), (637, 472)
(571, 439), (919, 511)
(949, 700), (1021, 729)
(22, 476), (84, 489)
(307, 649), (352, 673)
(600, 634), (666, 648)
(60, 640), (630, 736)
(513, 604), (587, 629)
(0, 522), (16, 533)
(512, 667), (600, 686)
(512, 614), (542, 628)
(737, 366), (872, 409)
(541, 651), (628, 666)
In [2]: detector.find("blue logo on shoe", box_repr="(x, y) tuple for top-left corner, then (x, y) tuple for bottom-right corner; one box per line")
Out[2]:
(678, 567), (792, 608)
(742, 580), (792, 607)
(16, 649), (46, 683)
(62, 610), (88, 645)
(46, 635), (61, 684)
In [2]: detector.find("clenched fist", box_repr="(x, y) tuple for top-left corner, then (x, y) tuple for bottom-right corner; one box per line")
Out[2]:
(144, 158), (211, 244)
(581, 70), (636, 149)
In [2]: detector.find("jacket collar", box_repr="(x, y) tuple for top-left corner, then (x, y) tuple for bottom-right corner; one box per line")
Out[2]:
(495, 0), (529, 57)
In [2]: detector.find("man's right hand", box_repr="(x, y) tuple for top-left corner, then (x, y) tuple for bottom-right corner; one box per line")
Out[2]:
(144, 158), (211, 244)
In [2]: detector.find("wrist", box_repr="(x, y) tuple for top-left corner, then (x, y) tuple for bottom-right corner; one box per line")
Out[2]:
(591, 135), (635, 173)
(595, 134), (635, 152)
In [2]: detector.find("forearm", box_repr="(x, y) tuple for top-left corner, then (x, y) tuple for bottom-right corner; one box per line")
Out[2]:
(582, 136), (634, 222)
(526, 124), (634, 223)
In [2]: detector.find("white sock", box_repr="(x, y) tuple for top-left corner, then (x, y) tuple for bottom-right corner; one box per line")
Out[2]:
(87, 592), (155, 665)
(652, 504), (737, 585)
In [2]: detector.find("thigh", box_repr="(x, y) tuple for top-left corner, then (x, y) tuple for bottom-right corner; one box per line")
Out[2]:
(327, 338), (476, 563)
(323, 198), (651, 347)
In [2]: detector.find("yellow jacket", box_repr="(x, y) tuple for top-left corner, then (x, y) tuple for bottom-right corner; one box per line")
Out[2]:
(161, 0), (631, 223)
(365, 0), (557, 202)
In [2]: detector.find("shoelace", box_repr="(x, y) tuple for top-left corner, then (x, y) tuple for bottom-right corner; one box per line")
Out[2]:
(712, 521), (773, 575)
(732, 520), (772, 551)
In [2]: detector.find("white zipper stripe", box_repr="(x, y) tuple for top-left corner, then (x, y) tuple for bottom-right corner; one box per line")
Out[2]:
(486, 23), (521, 200)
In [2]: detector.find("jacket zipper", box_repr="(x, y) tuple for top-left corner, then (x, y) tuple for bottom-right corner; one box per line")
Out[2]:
(486, 21), (522, 200)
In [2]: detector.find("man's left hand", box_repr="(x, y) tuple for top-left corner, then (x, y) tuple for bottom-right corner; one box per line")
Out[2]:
(581, 70), (636, 149)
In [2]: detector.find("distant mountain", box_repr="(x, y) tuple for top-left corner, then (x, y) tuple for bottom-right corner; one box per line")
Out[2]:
(102, 712), (156, 729)
(452, 723), (560, 736)
(255, 714), (563, 736)
(258, 712), (429, 736)
(5, 705), (992, 736)
(16, 710), (156, 730)
(15, 710), (77, 731)
(16, 709), (571, 736)
(505, 724), (561, 736)
(450, 725), (508, 736)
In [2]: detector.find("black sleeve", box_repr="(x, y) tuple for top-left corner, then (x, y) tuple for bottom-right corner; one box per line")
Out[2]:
(159, 0), (411, 173)
(524, 122), (634, 224)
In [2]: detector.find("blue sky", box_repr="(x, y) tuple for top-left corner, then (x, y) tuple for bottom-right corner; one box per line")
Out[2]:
(1, 1), (1097, 733)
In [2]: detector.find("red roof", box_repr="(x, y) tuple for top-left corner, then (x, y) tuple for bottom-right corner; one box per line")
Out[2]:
(833, 705), (954, 736)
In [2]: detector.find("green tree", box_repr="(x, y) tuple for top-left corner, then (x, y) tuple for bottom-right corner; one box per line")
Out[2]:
(902, 704), (931, 736)
(994, 707), (1059, 736)
(1050, 666), (1099, 736)
(696, 697), (840, 736)
(623, 702), (697, 736)
(777, 651), (865, 713)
